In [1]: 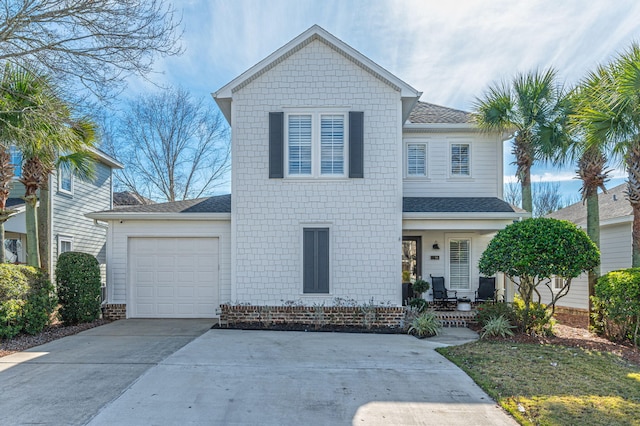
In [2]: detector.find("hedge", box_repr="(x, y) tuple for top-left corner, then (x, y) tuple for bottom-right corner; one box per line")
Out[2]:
(0, 264), (57, 339)
(56, 252), (101, 325)
(593, 267), (640, 346)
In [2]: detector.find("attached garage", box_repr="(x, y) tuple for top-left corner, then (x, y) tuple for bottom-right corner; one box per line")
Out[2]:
(87, 195), (232, 319)
(129, 237), (219, 318)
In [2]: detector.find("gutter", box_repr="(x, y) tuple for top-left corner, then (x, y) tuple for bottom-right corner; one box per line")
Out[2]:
(402, 211), (529, 220)
(86, 212), (232, 221)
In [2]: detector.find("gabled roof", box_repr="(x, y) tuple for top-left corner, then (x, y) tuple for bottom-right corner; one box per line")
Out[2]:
(213, 25), (422, 125)
(408, 102), (472, 124)
(92, 148), (124, 169)
(403, 197), (517, 213)
(548, 183), (632, 225)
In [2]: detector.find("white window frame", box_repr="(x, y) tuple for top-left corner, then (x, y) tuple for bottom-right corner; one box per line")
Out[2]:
(285, 110), (348, 179)
(58, 167), (73, 195)
(449, 141), (471, 178)
(405, 141), (428, 178)
(552, 276), (564, 292)
(447, 236), (471, 290)
(57, 235), (74, 257)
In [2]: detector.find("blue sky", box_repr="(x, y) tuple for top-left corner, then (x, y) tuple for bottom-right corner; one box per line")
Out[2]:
(123, 0), (640, 200)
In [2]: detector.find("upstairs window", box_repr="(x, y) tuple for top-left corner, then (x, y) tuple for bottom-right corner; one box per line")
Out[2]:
(58, 167), (73, 194)
(450, 143), (470, 176)
(288, 114), (312, 175)
(10, 146), (22, 177)
(57, 235), (73, 257)
(407, 143), (427, 176)
(286, 112), (346, 178)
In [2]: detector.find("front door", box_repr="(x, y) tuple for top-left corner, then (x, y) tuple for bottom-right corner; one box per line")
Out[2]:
(402, 237), (422, 305)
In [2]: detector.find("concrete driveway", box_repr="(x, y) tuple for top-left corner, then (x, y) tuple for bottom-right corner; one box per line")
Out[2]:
(0, 319), (214, 425)
(1, 322), (516, 426)
(88, 328), (516, 426)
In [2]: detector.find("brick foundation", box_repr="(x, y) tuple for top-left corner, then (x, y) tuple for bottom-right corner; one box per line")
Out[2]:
(219, 304), (407, 329)
(102, 304), (126, 320)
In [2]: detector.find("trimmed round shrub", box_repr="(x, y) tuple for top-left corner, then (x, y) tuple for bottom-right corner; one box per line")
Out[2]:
(0, 264), (57, 338)
(56, 252), (101, 325)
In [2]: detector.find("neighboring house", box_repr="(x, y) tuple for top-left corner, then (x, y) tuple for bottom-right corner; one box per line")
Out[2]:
(89, 26), (526, 319)
(5, 148), (124, 283)
(545, 183), (632, 311)
(113, 191), (155, 207)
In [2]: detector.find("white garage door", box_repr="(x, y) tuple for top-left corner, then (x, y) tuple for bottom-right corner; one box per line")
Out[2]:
(129, 237), (219, 318)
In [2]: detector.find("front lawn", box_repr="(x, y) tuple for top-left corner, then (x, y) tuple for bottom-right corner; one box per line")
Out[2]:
(438, 340), (640, 426)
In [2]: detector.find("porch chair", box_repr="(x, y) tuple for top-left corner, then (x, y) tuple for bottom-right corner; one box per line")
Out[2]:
(430, 275), (457, 309)
(475, 277), (496, 304)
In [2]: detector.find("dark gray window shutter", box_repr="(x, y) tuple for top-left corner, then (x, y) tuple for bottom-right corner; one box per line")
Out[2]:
(349, 111), (364, 178)
(269, 112), (284, 178)
(303, 228), (330, 293)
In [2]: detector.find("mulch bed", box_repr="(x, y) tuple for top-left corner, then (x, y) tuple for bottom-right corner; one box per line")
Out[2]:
(480, 311), (640, 367)
(0, 319), (110, 358)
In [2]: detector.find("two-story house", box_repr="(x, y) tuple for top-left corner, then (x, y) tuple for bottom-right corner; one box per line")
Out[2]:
(90, 26), (524, 320)
(5, 148), (123, 282)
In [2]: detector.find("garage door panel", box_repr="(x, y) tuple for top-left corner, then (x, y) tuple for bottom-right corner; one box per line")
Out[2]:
(129, 237), (219, 318)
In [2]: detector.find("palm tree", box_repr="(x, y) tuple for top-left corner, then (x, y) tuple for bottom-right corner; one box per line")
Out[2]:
(0, 64), (94, 267)
(575, 43), (640, 267)
(37, 121), (97, 272)
(473, 69), (570, 212)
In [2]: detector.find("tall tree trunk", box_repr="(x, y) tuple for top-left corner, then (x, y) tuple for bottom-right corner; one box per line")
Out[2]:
(38, 177), (50, 274)
(628, 144), (640, 268)
(0, 148), (15, 264)
(24, 195), (39, 267)
(586, 190), (600, 328)
(513, 133), (534, 213)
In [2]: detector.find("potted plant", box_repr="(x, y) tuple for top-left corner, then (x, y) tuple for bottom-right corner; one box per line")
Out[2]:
(411, 278), (430, 296)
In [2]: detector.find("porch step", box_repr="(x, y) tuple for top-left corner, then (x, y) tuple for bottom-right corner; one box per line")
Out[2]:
(435, 310), (476, 328)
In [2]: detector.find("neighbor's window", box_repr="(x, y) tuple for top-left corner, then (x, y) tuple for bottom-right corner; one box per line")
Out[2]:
(407, 143), (427, 176)
(303, 227), (330, 293)
(10, 146), (22, 178)
(57, 235), (73, 257)
(58, 167), (73, 194)
(451, 143), (470, 176)
(287, 112), (346, 177)
(449, 239), (470, 290)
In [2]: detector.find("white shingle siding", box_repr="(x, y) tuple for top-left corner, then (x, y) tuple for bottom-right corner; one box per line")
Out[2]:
(231, 39), (402, 305)
(105, 220), (231, 305)
(402, 132), (503, 197)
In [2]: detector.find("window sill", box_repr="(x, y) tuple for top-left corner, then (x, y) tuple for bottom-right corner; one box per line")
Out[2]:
(283, 177), (351, 183)
(404, 176), (430, 181)
(446, 177), (474, 182)
(56, 190), (74, 198)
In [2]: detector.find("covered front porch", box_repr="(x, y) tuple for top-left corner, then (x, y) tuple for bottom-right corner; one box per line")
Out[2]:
(401, 197), (527, 307)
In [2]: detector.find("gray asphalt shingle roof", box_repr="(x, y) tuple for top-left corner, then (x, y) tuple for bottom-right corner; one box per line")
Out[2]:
(548, 183), (632, 224)
(407, 101), (472, 124)
(402, 197), (518, 213)
(107, 194), (231, 213)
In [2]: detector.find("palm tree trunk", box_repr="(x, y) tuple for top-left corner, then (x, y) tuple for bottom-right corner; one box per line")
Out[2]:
(586, 190), (600, 327)
(513, 133), (534, 213)
(521, 172), (533, 213)
(38, 178), (50, 274)
(24, 194), (40, 267)
(628, 144), (640, 268)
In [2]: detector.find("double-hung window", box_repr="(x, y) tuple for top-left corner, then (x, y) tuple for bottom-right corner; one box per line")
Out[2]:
(10, 146), (22, 178)
(57, 235), (73, 257)
(450, 143), (470, 176)
(287, 112), (346, 177)
(407, 143), (427, 176)
(449, 238), (470, 290)
(58, 166), (73, 194)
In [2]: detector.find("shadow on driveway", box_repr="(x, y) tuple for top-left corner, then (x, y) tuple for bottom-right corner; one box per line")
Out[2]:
(0, 319), (214, 425)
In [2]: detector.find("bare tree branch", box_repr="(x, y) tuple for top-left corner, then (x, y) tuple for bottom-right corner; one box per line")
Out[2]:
(102, 87), (230, 202)
(0, 0), (183, 99)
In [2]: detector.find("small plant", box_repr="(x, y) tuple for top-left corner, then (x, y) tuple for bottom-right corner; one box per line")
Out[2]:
(408, 311), (441, 338)
(512, 296), (554, 335)
(411, 278), (430, 295)
(408, 297), (428, 313)
(402, 270), (411, 282)
(475, 301), (515, 327)
(480, 315), (516, 339)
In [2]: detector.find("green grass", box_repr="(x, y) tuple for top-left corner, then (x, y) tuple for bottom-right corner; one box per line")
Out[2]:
(437, 341), (640, 425)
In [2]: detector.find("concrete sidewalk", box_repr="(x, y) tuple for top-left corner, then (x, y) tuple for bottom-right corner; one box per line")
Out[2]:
(0, 319), (214, 425)
(88, 328), (516, 426)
